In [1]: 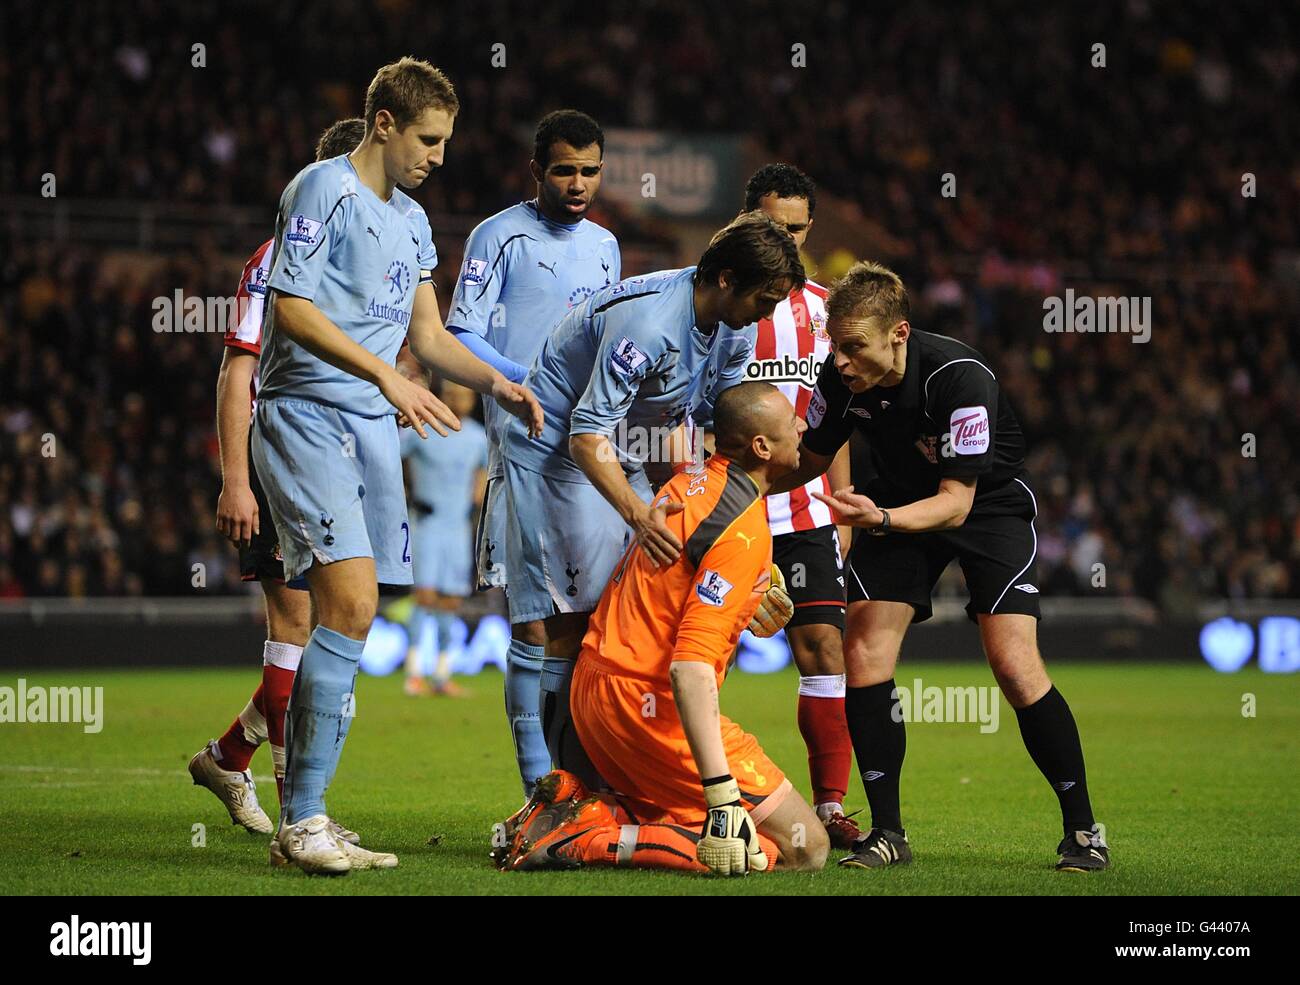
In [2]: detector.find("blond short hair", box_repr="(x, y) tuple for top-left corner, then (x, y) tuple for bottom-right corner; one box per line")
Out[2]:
(364, 57), (459, 130)
(827, 260), (910, 327)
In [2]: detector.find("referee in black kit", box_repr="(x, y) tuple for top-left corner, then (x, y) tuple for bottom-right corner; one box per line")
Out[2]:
(770, 260), (1108, 873)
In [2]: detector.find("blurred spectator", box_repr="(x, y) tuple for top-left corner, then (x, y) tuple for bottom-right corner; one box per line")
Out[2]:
(0, 0), (1297, 609)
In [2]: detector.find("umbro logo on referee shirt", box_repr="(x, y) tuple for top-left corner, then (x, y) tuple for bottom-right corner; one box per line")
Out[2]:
(1015, 583), (1039, 593)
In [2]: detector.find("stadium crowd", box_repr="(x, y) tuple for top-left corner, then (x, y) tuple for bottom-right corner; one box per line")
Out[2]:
(2, 1), (1297, 609)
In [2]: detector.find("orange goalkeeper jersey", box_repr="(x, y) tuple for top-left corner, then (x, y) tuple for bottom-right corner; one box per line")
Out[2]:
(581, 454), (772, 689)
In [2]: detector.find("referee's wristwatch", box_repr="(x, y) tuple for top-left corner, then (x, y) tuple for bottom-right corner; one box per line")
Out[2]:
(868, 509), (891, 536)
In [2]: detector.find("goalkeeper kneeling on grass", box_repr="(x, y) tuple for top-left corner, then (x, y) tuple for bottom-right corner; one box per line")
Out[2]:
(498, 381), (830, 875)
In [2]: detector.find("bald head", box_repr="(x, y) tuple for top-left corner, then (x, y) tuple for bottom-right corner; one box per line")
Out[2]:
(713, 382), (800, 471)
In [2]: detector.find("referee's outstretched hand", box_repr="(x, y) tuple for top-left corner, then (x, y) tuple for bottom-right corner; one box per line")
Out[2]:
(812, 486), (884, 528)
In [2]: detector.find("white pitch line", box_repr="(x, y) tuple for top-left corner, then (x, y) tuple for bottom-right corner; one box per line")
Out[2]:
(0, 764), (275, 784)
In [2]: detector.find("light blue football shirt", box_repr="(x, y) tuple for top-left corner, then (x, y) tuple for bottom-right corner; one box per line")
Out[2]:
(447, 200), (620, 465)
(259, 155), (438, 417)
(503, 267), (756, 482)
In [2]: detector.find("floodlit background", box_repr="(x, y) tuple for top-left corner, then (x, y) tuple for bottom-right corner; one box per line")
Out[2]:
(1, 0), (1298, 674)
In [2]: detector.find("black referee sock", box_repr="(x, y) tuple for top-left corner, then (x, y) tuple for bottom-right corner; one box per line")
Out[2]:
(845, 680), (906, 834)
(1013, 685), (1095, 836)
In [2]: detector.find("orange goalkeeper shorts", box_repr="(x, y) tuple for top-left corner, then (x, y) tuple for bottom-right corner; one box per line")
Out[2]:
(571, 659), (791, 828)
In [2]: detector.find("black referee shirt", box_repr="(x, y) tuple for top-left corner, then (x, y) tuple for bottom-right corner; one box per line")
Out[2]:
(803, 329), (1029, 517)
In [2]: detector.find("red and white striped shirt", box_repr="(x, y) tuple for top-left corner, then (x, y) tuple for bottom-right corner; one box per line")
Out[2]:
(223, 238), (274, 408)
(747, 281), (835, 535)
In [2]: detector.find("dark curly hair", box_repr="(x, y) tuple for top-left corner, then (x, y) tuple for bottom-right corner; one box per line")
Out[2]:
(533, 110), (604, 168)
(743, 163), (816, 216)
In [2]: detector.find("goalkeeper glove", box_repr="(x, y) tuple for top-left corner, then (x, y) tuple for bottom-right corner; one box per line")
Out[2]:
(696, 774), (769, 876)
(747, 563), (793, 638)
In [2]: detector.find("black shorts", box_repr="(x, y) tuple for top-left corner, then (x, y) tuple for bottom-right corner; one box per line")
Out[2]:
(772, 525), (846, 631)
(844, 484), (1041, 624)
(237, 448), (286, 584)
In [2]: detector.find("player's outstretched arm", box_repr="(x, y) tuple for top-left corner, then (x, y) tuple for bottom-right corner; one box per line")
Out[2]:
(446, 326), (529, 384)
(671, 661), (769, 876)
(274, 293), (458, 438)
(814, 475), (976, 532)
(407, 283), (543, 437)
(214, 349), (258, 545)
(570, 433), (684, 567)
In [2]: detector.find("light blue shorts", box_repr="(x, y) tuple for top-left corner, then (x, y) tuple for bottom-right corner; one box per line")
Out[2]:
(502, 460), (653, 624)
(411, 512), (473, 596)
(251, 398), (413, 585)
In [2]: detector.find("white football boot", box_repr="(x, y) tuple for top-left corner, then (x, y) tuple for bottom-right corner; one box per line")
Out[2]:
(269, 819), (362, 867)
(188, 740), (273, 835)
(338, 839), (398, 870)
(331, 820), (361, 844)
(273, 814), (351, 875)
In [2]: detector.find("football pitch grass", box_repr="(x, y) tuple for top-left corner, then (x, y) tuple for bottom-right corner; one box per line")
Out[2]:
(2, 661), (1295, 896)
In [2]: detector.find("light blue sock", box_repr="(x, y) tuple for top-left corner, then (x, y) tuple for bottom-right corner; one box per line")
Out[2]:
(433, 610), (457, 655)
(505, 640), (548, 796)
(282, 625), (365, 825)
(396, 599), (422, 633)
(410, 605), (437, 676)
(430, 611), (460, 685)
(418, 610), (444, 680)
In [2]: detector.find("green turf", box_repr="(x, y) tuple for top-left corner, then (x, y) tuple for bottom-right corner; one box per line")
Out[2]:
(1, 662), (1295, 895)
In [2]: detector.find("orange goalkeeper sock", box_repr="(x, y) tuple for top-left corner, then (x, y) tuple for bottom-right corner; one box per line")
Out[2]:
(583, 823), (779, 872)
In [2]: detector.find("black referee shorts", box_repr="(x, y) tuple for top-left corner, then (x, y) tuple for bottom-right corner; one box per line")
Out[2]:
(237, 440), (287, 584)
(772, 525), (846, 631)
(844, 482), (1041, 624)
